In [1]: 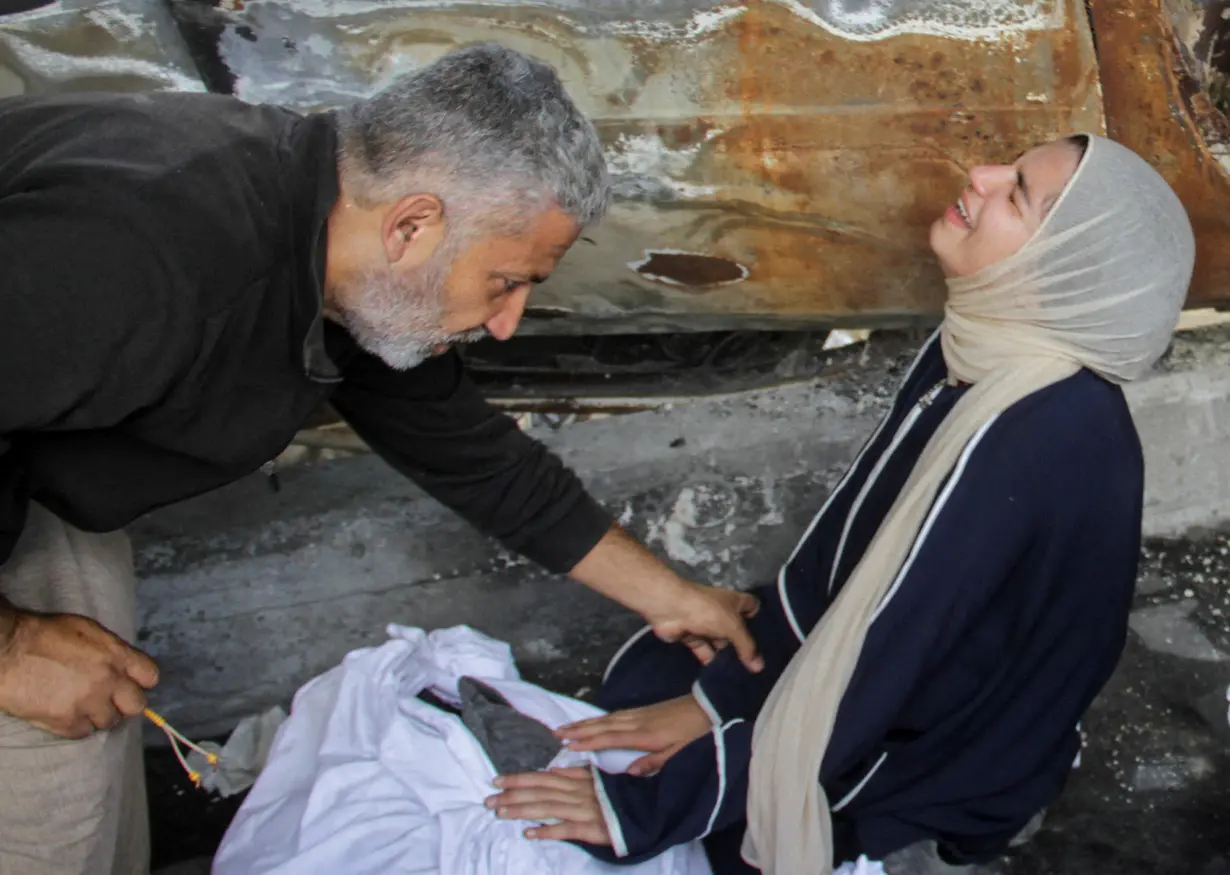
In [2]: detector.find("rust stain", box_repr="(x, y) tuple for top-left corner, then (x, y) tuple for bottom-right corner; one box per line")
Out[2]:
(1091, 0), (1230, 309)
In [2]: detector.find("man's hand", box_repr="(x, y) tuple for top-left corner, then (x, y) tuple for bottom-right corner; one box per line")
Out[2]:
(558, 695), (712, 776)
(486, 767), (611, 845)
(645, 581), (762, 671)
(570, 525), (763, 673)
(0, 611), (160, 738)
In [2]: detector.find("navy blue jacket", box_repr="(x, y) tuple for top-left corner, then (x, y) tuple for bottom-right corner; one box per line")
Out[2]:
(587, 332), (1143, 869)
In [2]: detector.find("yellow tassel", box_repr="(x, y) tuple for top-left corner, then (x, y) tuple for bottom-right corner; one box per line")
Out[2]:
(144, 707), (217, 789)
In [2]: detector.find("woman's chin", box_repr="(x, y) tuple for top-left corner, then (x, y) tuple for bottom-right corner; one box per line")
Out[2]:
(928, 235), (964, 280)
(927, 220), (949, 264)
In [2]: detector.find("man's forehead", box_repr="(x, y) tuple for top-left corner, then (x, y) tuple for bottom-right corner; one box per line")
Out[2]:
(486, 225), (576, 269)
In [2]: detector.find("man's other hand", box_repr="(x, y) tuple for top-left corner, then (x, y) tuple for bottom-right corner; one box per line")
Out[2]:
(0, 611), (160, 738)
(646, 581), (763, 673)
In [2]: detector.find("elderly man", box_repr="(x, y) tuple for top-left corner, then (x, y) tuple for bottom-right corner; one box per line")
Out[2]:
(0, 44), (760, 875)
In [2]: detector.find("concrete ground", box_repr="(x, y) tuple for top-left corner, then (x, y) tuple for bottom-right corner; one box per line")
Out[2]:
(137, 328), (1230, 873)
(1002, 531), (1230, 875)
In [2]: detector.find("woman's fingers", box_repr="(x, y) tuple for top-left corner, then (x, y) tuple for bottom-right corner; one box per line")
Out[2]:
(486, 767), (611, 846)
(556, 715), (624, 739)
(557, 711), (645, 737)
(524, 820), (610, 844)
(545, 766), (591, 780)
(488, 768), (595, 810)
(492, 770), (589, 794)
(557, 713), (608, 732)
(557, 713), (671, 752)
(494, 798), (585, 821)
(626, 743), (685, 777)
(561, 729), (662, 753)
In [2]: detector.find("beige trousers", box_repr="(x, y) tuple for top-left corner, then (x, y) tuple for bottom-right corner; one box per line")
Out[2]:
(0, 504), (149, 875)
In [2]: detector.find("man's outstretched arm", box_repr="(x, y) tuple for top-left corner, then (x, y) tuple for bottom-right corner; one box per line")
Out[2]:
(330, 346), (762, 672)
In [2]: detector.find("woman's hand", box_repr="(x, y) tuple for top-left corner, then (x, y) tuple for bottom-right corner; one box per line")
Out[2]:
(486, 767), (610, 845)
(557, 694), (712, 776)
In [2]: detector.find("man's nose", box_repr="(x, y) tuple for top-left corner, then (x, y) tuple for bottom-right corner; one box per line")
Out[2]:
(968, 164), (1016, 196)
(485, 288), (531, 342)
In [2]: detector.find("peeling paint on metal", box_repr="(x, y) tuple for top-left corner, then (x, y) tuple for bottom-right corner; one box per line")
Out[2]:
(605, 130), (723, 201)
(0, 40), (201, 93)
(0, 0), (204, 94)
(260, 0), (1061, 43)
(605, 4), (747, 42)
(771, 0), (1061, 42)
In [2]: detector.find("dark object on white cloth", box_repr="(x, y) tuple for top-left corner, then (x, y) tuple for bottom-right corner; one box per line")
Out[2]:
(458, 676), (563, 775)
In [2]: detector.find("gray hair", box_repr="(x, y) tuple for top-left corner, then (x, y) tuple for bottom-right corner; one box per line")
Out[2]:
(336, 44), (610, 237)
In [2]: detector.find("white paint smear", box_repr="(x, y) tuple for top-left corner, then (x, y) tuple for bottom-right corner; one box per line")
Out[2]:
(606, 130), (721, 174)
(0, 37), (205, 93)
(606, 5), (747, 42)
(220, 0), (1055, 45)
(606, 133), (703, 180)
(772, 0), (1061, 43)
(605, 130), (724, 200)
(647, 488), (708, 566)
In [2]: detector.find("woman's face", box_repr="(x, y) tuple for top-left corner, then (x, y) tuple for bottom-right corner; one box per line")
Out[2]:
(929, 139), (1084, 279)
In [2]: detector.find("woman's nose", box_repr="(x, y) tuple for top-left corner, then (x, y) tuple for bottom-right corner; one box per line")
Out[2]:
(969, 164), (1016, 196)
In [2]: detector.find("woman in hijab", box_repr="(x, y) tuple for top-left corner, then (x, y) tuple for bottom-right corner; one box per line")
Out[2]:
(486, 134), (1196, 874)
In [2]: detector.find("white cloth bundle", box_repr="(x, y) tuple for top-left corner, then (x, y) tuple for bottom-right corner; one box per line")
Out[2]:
(212, 625), (712, 875)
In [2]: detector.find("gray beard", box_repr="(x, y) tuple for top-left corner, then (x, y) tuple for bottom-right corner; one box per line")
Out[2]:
(335, 245), (489, 371)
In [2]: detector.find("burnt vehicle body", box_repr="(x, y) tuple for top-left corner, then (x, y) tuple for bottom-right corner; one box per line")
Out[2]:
(2, 1), (1228, 397)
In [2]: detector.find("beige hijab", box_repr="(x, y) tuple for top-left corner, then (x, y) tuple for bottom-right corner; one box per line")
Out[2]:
(742, 135), (1196, 874)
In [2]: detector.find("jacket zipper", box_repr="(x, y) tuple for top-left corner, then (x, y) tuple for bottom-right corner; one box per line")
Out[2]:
(827, 379), (945, 595)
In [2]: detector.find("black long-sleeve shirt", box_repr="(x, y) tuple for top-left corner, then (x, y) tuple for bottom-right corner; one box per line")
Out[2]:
(0, 91), (611, 573)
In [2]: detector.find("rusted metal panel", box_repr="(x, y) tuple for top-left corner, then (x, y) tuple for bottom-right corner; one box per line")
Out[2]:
(4, 1), (1108, 332)
(162, 0), (1104, 333)
(1092, 0), (1230, 311)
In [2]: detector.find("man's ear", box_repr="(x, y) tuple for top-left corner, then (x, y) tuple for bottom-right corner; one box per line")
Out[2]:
(382, 193), (445, 266)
